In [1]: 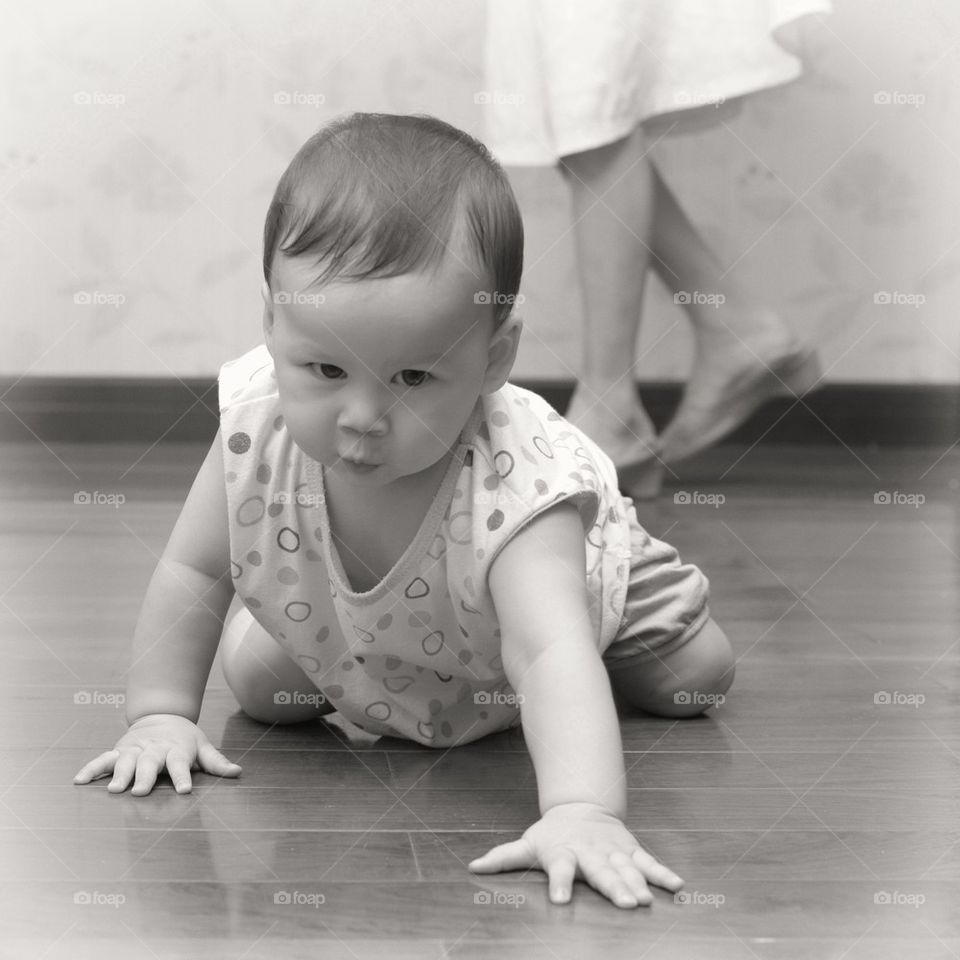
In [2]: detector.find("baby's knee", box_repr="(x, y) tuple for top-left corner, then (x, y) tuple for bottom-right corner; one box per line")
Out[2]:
(654, 619), (735, 717)
(611, 618), (735, 719)
(220, 607), (331, 725)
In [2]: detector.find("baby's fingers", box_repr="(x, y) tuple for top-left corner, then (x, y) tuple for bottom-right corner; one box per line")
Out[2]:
(129, 749), (166, 796)
(632, 849), (684, 892)
(581, 855), (648, 909)
(165, 750), (194, 794)
(73, 750), (120, 784)
(541, 848), (577, 904)
(108, 750), (142, 793)
(468, 838), (533, 874)
(195, 740), (242, 779)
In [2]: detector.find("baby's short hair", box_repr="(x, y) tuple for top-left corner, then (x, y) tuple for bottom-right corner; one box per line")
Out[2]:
(262, 112), (524, 327)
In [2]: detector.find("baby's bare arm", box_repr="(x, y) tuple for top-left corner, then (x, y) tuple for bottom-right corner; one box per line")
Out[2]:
(125, 430), (234, 724)
(488, 501), (626, 817)
(74, 431), (242, 794)
(479, 502), (684, 908)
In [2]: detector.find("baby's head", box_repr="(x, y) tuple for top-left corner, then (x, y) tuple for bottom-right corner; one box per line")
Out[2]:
(259, 112), (525, 487)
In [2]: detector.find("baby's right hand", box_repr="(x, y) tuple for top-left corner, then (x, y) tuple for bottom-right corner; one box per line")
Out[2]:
(72, 713), (242, 796)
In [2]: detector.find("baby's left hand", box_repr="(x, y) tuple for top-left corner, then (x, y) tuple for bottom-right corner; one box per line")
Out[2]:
(469, 801), (684, 909)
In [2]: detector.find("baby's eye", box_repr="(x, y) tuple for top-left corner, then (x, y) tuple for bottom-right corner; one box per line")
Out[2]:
(310, 362), (345, 380)
(397, 369), (430, 387)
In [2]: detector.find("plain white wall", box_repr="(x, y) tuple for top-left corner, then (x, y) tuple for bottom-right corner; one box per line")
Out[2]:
(0, 0), (956, 383)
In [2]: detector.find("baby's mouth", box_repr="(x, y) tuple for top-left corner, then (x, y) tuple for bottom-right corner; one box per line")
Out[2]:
(339, 450), (382, 468)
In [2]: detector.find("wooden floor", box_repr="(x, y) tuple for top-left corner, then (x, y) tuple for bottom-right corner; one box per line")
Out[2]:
(0, 437), (957, 959)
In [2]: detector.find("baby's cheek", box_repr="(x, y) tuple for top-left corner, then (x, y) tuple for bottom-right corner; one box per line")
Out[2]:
(285, 405), (331, 461)
(414, 402), (466, 455)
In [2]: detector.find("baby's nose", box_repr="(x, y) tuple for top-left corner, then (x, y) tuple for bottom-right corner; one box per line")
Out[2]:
(337, 394), (389, 436)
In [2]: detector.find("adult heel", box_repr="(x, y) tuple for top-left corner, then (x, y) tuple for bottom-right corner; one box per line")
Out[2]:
(776, 349), (822, 397)
(617, 457), (663, 500)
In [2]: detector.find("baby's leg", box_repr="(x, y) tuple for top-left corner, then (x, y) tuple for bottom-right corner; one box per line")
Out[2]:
(607, 617), (735, 718)
(220, 605), (335, 724)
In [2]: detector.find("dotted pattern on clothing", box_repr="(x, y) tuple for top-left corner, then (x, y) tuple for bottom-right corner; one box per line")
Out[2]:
(218, 344), (635, 747)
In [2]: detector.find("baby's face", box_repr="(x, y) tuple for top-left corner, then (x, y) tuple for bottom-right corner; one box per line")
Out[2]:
(263, 251), (516, 489)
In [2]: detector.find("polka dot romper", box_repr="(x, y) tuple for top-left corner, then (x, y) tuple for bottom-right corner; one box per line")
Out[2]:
(219, 345), (645, 747)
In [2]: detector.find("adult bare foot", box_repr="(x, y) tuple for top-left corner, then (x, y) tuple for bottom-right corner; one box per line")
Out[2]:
(565, 385), (664, 498)
(660, 310), (821, 464)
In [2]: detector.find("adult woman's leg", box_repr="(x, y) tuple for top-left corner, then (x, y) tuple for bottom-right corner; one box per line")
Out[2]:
(559, 123), (663, 498)
(647, 161), (821, 464)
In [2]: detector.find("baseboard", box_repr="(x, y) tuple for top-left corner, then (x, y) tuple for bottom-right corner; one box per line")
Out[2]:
(0, 376), (956, 445)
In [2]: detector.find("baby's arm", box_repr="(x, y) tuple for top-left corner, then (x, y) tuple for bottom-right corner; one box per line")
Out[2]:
(73, 430), (241, 794)
(471, 502), (683, 907)
(124, 429), (234, 724)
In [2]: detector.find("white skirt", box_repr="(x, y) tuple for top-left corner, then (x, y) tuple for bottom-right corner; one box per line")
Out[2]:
(482, 0), (832, 165)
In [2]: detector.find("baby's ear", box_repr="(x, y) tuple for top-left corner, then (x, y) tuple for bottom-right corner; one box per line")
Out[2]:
(261, 281), (275, 354)
(481, 314), (523, 394)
